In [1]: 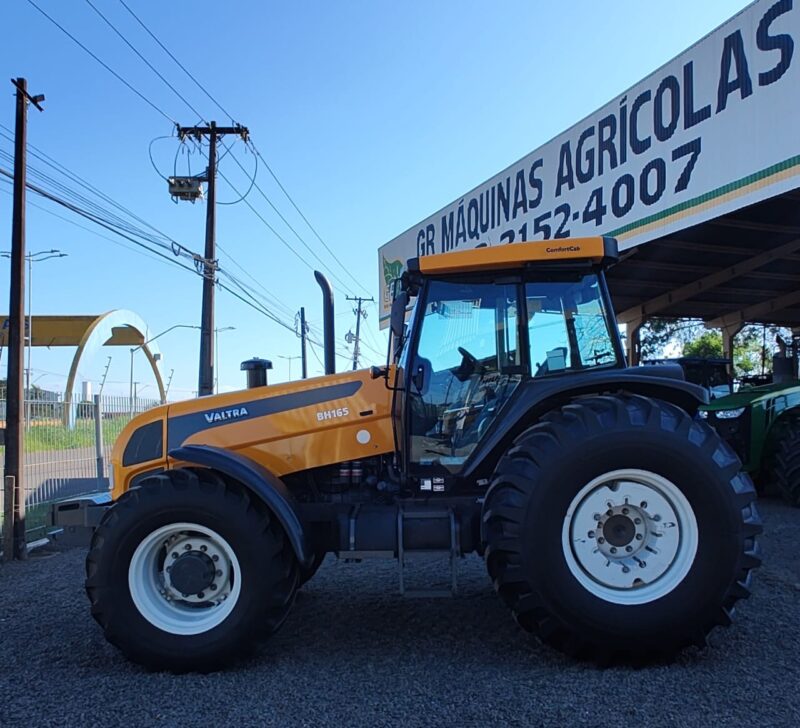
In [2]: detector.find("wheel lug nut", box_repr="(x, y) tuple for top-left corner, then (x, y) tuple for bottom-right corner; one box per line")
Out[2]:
(593, 513), (601, 521)
(212, 555), (219, 562)
(588, 531), (595, 538)
(653, 514), (661, 522)
(640, 501), (648, 508)
(200, 545), (208, 552)
(634, 518), (641, 525)
(597, 537), (605, 544)
(606, 509), (613, 516)
(184, 544), (191, 551)
(166, 566), (172, 572)
(622, 508), (629, 515)
(622, 566), (630, 573)
(210, 583), (217, 590)
(626, 546), (633, 552)
(639, 561), (647, 568)
(182, 593), (189, 598)
(610, 547), (617, 554)
(197, 592), (205, 599)
(635, 534), (643, 540)
(216, 569), (222, 577)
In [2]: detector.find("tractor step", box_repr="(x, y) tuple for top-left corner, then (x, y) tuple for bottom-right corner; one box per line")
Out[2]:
(397, 507), (459, 598)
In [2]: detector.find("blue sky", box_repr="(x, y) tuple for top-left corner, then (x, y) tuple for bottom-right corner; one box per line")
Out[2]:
(0, 0), (752, 398)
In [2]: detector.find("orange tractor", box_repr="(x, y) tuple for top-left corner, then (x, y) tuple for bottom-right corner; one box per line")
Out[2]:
(68, 237), (759, 671)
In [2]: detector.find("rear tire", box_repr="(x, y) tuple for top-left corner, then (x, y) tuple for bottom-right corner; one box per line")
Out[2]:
(483, 394), (761, 662)
(86, 468), (298, 672)
(765, 421), (800, 507)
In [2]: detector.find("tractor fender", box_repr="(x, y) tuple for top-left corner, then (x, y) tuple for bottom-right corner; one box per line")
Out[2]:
(462, 370), (708, 482)
(168, 444), (314, 569)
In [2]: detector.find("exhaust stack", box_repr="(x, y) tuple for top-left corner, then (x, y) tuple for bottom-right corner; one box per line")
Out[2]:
(314, 271), (335, 375)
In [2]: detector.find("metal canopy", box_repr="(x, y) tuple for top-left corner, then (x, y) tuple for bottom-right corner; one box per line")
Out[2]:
(608, 189), (800, 329)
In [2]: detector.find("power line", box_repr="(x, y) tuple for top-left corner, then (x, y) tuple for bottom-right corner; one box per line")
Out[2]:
(80, 5), (357, 299)
(108, 1), (369, 298)
(117, 0), (236, 122)
(221, 142), (359, 296)
(248, 142), (371, 296)
(84, 0), (205, 122)
(0, 183), (188, 270)
(0, 166), (198, 273)
(0, 166), (298, 332)
(22, 0), (371, 352)
(0, 147), (176, 255)
(0, 135), (308, 340)
(24, 0), (175, 125)
(0, 123), (180, 250)
(214, 250), (298, 322)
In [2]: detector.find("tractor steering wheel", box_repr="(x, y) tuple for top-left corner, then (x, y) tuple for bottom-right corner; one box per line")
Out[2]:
(453, 346), (484, 383)
(457, 346), (480, 369)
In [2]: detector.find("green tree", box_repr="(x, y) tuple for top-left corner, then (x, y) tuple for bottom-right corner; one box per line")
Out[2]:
(678, 323), (789, 376)
(683, 330), (723, 359)
(640, 318), (791, 378)
(639, 318), (704, 360)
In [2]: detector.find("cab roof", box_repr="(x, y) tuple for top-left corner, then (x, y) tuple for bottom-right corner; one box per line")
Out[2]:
(408, 237), (618, 276)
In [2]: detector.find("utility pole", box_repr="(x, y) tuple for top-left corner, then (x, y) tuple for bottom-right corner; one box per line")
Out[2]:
(4, 78), (44, 561)
(345, 296), (373, 371)
(175, 122), (248, 397)
(297, 307), (308, 379)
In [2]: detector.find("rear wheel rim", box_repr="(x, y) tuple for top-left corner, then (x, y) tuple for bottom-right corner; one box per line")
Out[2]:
(561, 469), (698, 605)
(128, 522), (241, 635)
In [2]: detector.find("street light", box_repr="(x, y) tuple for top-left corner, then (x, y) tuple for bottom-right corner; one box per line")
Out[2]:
(1, 248), (67, 398)
(130, 324), (200, 415)
(278, 354), (301, 381)
(214, 326), (235, 394)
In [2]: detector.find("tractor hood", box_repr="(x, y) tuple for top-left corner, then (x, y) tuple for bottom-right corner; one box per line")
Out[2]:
(164, 369), (396, 477)
(110, 368), (397, 497)
(700, 381), (800, 412)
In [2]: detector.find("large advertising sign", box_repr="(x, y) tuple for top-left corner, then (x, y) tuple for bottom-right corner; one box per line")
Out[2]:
(378, 0), (800, 325)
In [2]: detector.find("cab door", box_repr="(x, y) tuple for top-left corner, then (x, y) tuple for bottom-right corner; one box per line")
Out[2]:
(403, 278), (525, 478)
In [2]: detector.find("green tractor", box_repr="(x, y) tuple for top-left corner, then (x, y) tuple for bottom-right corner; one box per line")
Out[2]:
(699, 343), (800, 506)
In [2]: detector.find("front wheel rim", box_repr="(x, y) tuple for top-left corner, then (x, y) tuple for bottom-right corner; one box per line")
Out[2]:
(561, 469), (698, 605)
(128, 522), (241, 635)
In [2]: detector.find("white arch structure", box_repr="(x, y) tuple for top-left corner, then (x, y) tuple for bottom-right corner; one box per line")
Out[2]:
(63, 309), (165, 428)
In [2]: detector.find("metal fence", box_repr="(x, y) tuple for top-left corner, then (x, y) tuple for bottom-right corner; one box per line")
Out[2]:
(1, 391), (160, 541)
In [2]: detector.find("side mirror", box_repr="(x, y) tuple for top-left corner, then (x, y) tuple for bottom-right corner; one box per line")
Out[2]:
(390, 291), (409, 340)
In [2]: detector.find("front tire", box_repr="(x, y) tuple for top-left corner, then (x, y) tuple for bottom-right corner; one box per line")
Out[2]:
(86, 469), (298, 672)
(483, 395), (761, 662)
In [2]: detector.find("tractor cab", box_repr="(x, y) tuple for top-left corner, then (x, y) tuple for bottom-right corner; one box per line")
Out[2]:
(387, 238), (625, 481)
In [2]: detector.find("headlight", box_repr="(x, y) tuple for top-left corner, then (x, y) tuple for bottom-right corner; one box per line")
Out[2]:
(716, 407), (746, 419)
(697, 410), (708, 419)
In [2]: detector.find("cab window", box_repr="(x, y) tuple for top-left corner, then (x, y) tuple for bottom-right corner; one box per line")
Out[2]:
(526, 274), (618, 376)
(408, 280), (522, 471)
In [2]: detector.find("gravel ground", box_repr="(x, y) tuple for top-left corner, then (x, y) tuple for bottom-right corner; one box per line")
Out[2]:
(1, 499), (799, 728)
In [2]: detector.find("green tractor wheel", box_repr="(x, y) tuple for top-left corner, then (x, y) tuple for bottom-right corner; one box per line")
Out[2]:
(766, 421), (800, 507)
